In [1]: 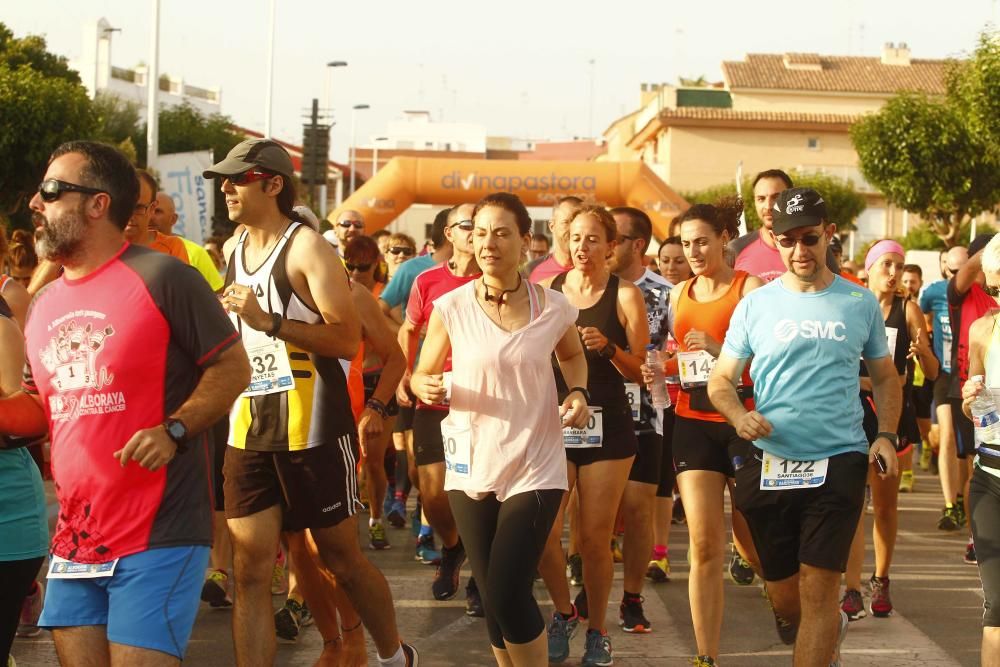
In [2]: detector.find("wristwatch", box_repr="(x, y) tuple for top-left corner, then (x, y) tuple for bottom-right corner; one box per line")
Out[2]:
(874, 431), (899, 449)
(163, 418), (190, 453)
(598, 342), (617, 359)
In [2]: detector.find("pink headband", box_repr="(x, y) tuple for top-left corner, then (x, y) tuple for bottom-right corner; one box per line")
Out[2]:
(865, 240), (905, 272)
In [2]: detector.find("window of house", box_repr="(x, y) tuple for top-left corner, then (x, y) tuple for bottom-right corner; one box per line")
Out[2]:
(807, 137), (820, 150)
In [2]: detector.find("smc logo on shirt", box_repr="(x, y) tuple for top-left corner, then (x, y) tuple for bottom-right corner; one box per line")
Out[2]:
(773, 319), (847, 343)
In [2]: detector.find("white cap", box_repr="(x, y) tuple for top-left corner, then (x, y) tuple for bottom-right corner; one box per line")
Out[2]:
(322, 230), (339, 246)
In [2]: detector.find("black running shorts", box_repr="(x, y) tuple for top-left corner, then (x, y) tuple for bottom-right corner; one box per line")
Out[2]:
(672, 413), (751, 478)
(628, 431), (663, 485)
(413, 407), (448, 466)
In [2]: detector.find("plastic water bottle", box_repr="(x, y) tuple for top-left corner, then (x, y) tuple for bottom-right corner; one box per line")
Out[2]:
(646, 345), (670, 410)
(969, 375), (1000, 445)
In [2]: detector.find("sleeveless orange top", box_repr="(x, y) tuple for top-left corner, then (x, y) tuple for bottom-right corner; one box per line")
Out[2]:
(673, 270), (754, 422)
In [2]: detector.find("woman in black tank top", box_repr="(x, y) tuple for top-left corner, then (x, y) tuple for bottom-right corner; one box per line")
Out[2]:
(536, 205), (651, 660)
(843, 243), (938, 620)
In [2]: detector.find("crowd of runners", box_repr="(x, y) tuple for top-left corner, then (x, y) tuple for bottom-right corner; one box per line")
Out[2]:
(0, 138), (998, 667)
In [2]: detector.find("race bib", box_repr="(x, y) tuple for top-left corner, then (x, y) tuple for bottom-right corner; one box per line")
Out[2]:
(942, 316), (952, 373)
(625, 383), (641, 422)
(563, 407), (603, 448)
(885, 326), (898, 362)
(243, 338), (295, 396)
(678, 350), (716, 389)
(441, 421), (472, 478)
(442, 371), (453, 406)
(759, 451), (829, 490)
(48, 556), (119, 579)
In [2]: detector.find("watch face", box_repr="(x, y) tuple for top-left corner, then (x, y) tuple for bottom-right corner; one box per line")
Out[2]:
(167, 421), (186, 441)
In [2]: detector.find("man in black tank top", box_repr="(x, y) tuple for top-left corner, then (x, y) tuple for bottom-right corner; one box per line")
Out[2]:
(206, 139), (418, 667)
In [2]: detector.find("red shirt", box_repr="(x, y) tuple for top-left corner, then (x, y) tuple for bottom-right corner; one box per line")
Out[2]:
(734, 236), (785, 283)
(23, 245), (238, 562)
(529, 254), (572, 284)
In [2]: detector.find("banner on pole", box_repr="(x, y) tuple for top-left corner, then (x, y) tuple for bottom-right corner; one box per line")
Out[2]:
(154, 151), (214, 243)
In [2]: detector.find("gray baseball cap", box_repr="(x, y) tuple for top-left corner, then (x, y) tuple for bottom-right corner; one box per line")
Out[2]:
(203, 138), (294, 180)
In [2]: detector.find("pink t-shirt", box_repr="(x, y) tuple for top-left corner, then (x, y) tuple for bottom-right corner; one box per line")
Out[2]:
(734, 235), (785, 283)
(528, 254), (572, 284)
(435, 282), (578, 501)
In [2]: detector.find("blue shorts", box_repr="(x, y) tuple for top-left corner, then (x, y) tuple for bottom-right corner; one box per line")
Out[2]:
(39, 545), (209, 659)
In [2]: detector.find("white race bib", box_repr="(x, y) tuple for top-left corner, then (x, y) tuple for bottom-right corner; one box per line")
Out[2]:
(48, 556), (119, 579)
(759, 451), (829, 490)
(677, 350), (716, 389)
(243, 338), (295, 396)
(885, 326), (898, 362)
(625, 382), (641, 422)
(942, 316), (952, 373)
(563, 407), (603, 448)
(441, 421), (471, 478)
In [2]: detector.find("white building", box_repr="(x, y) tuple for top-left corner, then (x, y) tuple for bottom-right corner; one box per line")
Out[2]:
(71, 17), (221, 120)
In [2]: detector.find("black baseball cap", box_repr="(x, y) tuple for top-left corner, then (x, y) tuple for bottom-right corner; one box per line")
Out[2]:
(203, 138), (294, 180)
(771, 187), (828, 235)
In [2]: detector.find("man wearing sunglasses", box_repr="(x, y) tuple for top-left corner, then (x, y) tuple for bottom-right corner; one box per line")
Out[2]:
(0, 140), (251, 666)
(709, 187), (901, 667)
(125, 170), (190, 264)
(334, 209), (367, 246)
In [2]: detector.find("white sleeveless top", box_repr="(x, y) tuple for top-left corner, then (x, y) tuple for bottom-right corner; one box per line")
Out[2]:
(434, 281), (578, 500)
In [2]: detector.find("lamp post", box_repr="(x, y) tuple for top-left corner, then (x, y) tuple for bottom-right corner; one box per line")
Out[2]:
(318, 61), (347, 218)
(349, 103), (370, 195)
(372, 136), (388, 177)
(264, 0), (276, 137)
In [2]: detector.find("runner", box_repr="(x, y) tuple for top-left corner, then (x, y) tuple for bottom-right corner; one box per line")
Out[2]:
(527, 196), (583, 283)
(900, 263), (931, 491)
(0, 140), (250, 665)
(397, 203), (482, 606)
(656, 236), (688, 285)
(0, 232), (31, 329)
(959, 232), (1000, 663)
(410, 191), (589, 667)
(529, 232), (551, 263)
(207, 138), (416, 667)
(539, 205), (648, 667)
(127, 171), (189, 262)
(149, 192), (225, 291)
(333, 209), (367, 246)
(385, 232), (417, 280)
(841, 240), (937, 622)
(709, 187), (901, 667)
(650, 199), (764, 665)
(609, 206), (671, 633)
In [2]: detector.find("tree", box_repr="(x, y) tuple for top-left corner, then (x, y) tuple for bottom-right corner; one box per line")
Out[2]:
(0, 23), (80, 84)
(851, 92), (1000, 248)
(92, 91), (140, 145)
(681, 171), (867, 233)
(948, 32), (1000, 154)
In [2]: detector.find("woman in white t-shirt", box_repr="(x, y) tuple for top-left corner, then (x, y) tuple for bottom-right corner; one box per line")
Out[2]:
(411, 192), (589, 667)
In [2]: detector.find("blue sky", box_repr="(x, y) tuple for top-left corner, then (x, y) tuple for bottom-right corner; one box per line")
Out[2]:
(6, 0), (997, 161)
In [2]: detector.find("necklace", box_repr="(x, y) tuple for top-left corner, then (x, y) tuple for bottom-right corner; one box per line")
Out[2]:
(483, 274), (522, 307)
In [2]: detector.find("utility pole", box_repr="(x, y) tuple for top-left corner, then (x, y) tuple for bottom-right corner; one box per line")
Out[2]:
(146, 0), (160, 167)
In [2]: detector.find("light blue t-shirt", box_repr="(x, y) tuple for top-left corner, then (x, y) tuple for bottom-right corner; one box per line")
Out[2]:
(380, 255), (436, 311)
(0, 448), (49, 561)
(722, 275), (890, 461)
(919, 279), (951, 372)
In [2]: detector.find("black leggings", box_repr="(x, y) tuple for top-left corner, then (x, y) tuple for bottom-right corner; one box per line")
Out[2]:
(448, 488), (563, 648)
(970, 466), (1000, 627)
(1, 556), (44, 661)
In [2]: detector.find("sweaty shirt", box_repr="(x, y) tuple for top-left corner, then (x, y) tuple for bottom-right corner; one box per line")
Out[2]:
(722, 275), (889, 461)
(23, 244), (239, 563)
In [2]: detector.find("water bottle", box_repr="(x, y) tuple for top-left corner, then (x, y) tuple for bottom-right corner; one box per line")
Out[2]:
(969, 375), (1000, 445)
(646, 345), (670, 410)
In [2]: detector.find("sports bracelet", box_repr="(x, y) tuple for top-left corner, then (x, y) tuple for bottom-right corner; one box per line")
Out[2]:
(341, 619), (363, 633)
(567, 386), (591, 404)
(267, 312), (283, 337)
(365, 398), (388, 418)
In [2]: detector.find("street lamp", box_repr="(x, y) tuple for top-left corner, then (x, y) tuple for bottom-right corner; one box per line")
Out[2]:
(350, 103), (370, 194)
(372, 136), (389, 177)
(318, 60), (347, 219)
(324, 60), (347, 112)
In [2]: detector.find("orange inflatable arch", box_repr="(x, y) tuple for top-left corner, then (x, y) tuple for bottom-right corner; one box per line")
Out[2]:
(327, 157), (689, 240)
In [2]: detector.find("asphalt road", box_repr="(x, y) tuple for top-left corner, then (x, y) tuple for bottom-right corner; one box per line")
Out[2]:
(10, 468), (985, 666)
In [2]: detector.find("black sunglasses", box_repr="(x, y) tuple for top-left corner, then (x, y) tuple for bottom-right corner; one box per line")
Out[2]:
(388, 246), (415, 256)
(449, 220), (474, 231)
(346, 262), (372, 272)
(775, 233), (822, 248)
(338, 219), (365, 229)
(38, 178), (108, 203)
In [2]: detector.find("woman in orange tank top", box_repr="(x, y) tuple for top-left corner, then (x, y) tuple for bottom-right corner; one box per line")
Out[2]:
(652, 200), (765, 665)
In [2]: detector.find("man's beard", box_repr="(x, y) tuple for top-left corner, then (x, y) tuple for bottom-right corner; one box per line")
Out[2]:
(35, 206), (87, 262)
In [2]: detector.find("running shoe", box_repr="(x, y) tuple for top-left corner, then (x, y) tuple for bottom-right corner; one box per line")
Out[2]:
(965, 539), (977, 565)
(8, 655), (16, 667)
(16, 581), (43, 637)
(402, 642), (420, 666)
(415, 534), (442, 565)
(868, 574), (892, 617)
(937, 505), (961, 531)
(369, 522), (390, 550)
(830, 610), (849, 667)
(646, 557), (670, 583)
(387, 499), (407, 529)
(274, 598), (309, 642)
(568, 553), (584, 586)
(411, 501), (422, 536)
(898, 469), (914, 493)
(611, 537), (624, 564)
(383, 484), (396, 518)
(575, 588), (589, 621)
(919, 445), (932, 471)
(672, 497), (686, 524)
(465, 577), (484, 617)
(956, 496), (968, 527)
(582, 629), (613, 666)
(692, 657), (717, 667)
(764, 584), (798, 644)
(271, 555), (288, 596)
(200, 569), (233, 609)
(432, 543), (466, 600)
(547, 606), (580, 663)
(620, 594), (652, 633)
(728, 551), (755, 586)
(840, 588), (866, 621)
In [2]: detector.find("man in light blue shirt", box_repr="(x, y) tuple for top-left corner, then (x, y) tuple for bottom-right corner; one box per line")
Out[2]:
(708, 187), (901, 667)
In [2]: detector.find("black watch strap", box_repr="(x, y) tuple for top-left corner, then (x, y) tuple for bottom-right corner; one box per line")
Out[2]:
(567, 386), (591, 404)
(599, 342), (617, 359)
(163, 418), (190, 453)
(875, 431), (899, 448)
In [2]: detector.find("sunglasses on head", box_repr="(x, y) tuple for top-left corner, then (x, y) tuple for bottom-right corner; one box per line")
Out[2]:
(38, 178), (108, 203)
(338, 219), (365, 229)
(388, 246), (415, 256)
(346, 262), (372, 272)
(775, 233), (822, 248)
(228, 169), (275, 186)
(449, 219), (474, 231)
